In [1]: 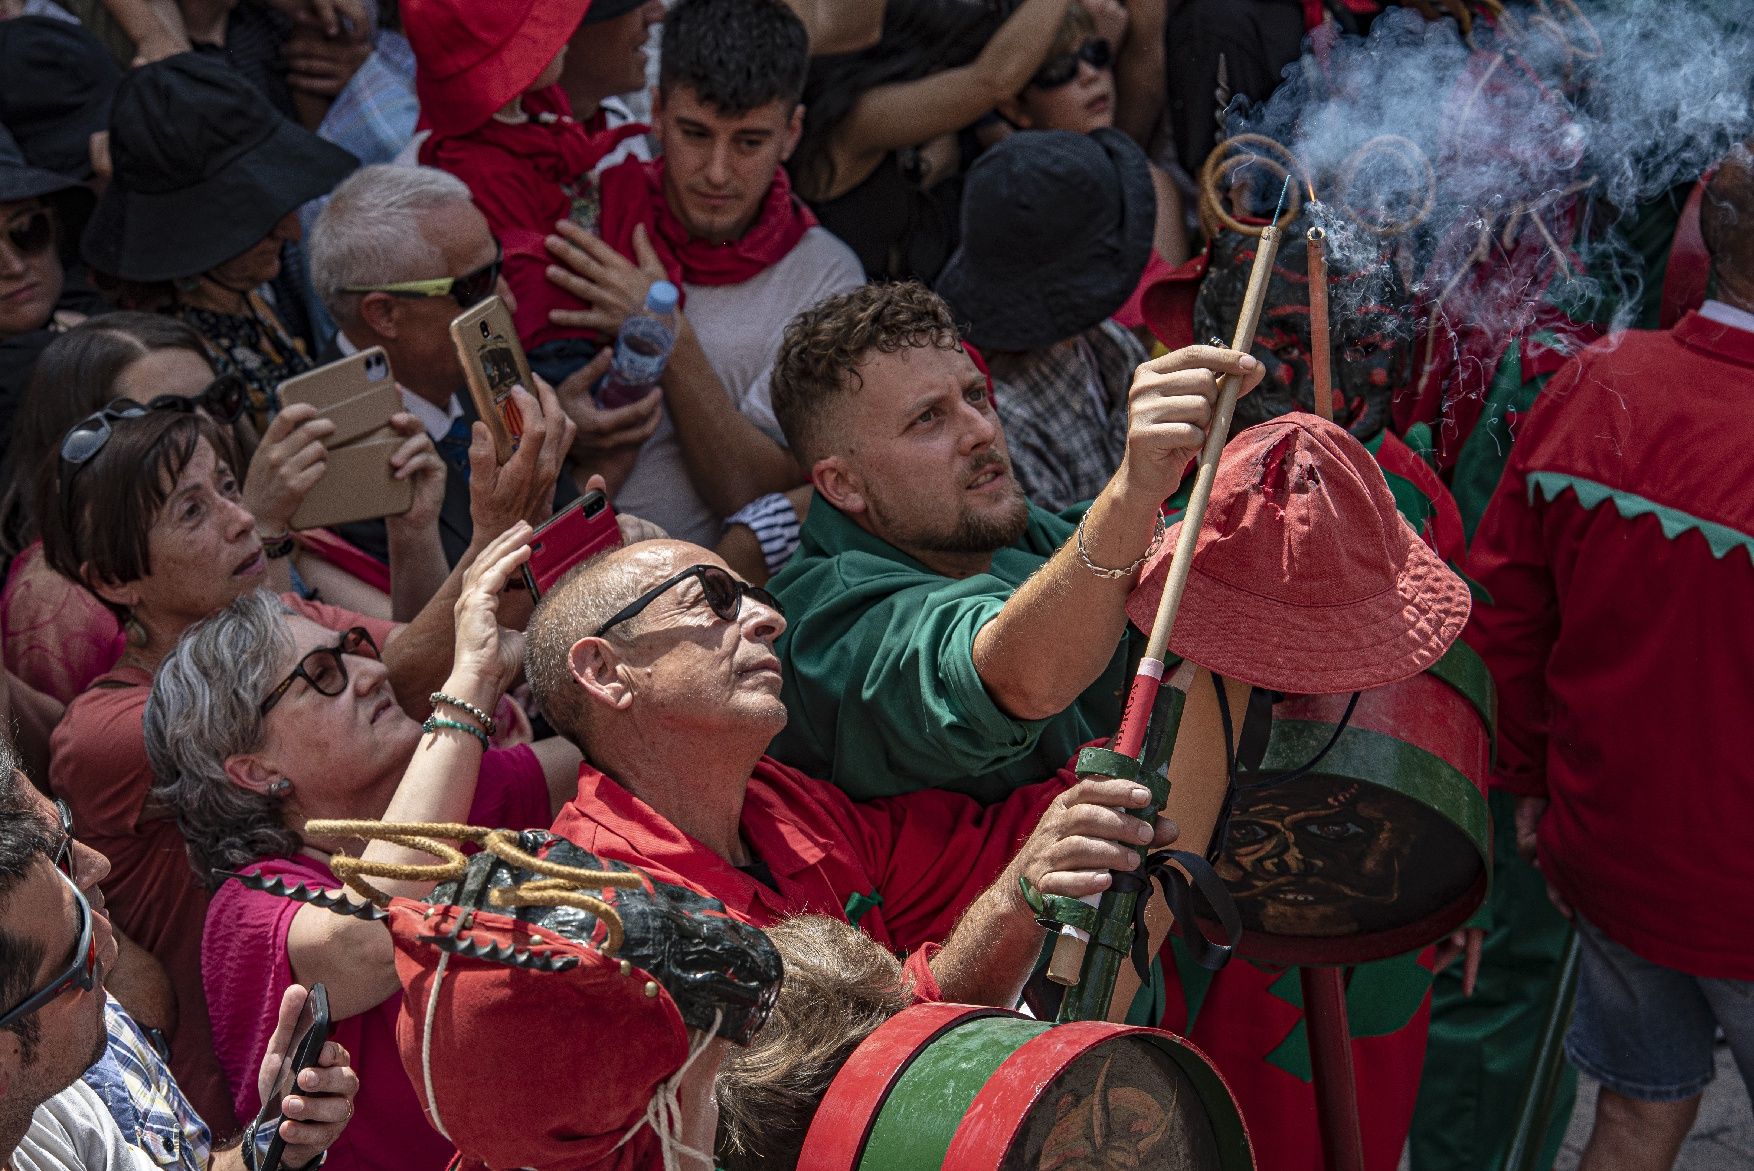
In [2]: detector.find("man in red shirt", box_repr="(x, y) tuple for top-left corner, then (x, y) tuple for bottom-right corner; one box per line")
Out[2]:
(1468, 150), (1754, 1171)
(524, 536), (1181, 1005)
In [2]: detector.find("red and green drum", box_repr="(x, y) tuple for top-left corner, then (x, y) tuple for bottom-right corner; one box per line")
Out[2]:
(1208, 640), (1494, 966)
(797, 1002), (1254, 1170)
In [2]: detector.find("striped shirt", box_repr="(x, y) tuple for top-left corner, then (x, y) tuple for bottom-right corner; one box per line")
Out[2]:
(83, 1000), (211, 1171)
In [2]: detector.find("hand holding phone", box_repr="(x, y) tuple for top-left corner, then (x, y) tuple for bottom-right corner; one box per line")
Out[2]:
(249, 983), (333, 1171)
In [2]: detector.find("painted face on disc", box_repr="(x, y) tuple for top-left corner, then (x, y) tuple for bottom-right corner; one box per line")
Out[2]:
(1192, 228), (1414, 441)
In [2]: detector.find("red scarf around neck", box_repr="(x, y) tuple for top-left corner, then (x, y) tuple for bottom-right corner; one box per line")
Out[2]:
(596, 157), (817, 289)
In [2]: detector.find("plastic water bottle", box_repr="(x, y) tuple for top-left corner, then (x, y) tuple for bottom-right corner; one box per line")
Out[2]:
(596, 281), (679, 409)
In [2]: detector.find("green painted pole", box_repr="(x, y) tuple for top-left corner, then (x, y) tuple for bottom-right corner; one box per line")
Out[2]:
(1502, 930), (1581, 1171)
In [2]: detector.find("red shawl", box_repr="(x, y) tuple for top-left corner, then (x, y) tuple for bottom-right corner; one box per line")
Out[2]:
(595, 157), (817, 290)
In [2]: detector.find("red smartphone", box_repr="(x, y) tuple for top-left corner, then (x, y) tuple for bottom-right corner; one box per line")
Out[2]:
(522, 491), (621, 599)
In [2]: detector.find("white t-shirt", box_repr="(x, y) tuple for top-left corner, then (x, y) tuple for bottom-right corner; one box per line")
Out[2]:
(14, 1081), (156, 1171)
(613, 225), (864, 546)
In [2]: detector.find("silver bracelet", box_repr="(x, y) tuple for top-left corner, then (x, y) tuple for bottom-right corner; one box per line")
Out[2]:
(1074, 510), (1166, 579)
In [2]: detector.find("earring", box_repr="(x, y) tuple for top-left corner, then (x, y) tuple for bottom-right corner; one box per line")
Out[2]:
(267, 779), (291, 797)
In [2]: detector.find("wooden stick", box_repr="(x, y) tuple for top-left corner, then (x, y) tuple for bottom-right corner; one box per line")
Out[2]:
(1307, 222), (1335, 422)
(1045, 213), (1286, 988)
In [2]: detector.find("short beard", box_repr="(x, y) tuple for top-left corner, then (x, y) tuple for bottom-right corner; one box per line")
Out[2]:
(874, 483), (1030, 557)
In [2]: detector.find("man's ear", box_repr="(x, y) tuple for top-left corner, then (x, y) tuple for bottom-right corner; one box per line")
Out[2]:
(811, 454), (866, 517)
(569, 637), (635, 713)
(780, 103), (805, 163)
(82, 564), (140, 614)
(357, 291), (400, 340)
(650, 89), (669, 152)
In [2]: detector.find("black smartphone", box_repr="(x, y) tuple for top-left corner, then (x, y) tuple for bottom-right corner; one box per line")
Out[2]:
(521, 490), (621, 599)
(250, 983), (331, 1171)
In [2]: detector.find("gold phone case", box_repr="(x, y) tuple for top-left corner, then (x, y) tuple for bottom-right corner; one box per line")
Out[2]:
(449, 296), (533, 463)
(277, 347), (415, 530)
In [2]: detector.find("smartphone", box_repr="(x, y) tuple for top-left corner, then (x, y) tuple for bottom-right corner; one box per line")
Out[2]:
(251, 983), (331, 1171)
(277, 348), (415, 530)
(450, 296), (532, 463)
(522, 490), (621, 599)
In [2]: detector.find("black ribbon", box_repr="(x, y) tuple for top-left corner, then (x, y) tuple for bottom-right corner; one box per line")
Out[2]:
(1111, 848), (1243, 981)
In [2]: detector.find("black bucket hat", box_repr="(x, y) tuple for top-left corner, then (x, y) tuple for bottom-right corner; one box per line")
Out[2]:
(0, 17), (121, 181)
(582, 0), (649, 23)
(81, 53), (358, 283)
(936, 127), (1155, 352)
(0, 125), (95, 259)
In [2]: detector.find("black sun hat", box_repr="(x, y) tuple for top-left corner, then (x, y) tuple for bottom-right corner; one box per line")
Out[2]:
(935, 127), (1155, 353)
(0, 17), (121, 182)
(81, 53), (358, 283)
(0, 125), (95, 258)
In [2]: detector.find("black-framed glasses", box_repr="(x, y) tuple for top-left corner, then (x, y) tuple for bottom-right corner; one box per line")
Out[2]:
(2, 210), (54, 258)
(183, 372), (250, 424)
(49, 799), (75, 882)
(1029, 37), (1112, 89)
(260, 626), (381, 716)
(339, 244), (504, 310)
(594, 564), (784, 638)
(0, 867), (98, 1029)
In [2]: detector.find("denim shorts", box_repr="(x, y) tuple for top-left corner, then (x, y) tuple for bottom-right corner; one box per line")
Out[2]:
(1566, 913), (1754, 1101)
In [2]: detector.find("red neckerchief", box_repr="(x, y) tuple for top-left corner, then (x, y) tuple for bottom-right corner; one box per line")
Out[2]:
(418, 86), (646, 186)
(596, 157), (817, 288)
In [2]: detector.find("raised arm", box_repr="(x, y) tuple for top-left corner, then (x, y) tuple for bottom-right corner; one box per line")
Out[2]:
(971, 346), (1261, 720)
(786, 0), (885, 55)
(819, 0), (1072, 196)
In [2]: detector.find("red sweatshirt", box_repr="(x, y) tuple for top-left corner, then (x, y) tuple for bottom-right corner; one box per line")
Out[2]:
(1467, 309), (1754, 978)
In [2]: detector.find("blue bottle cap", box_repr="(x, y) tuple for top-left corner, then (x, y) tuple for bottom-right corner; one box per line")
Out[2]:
(645, 281), (679, 315)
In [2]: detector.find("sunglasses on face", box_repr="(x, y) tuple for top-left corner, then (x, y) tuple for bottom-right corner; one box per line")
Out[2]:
(0, 867), (99, 1030)
(1029, 38), (1112, 90)
(338, 244), (504, 310)
(49, 799), (75, 882)
(260, 626), (381, 716)
(594, 564), (784, 638)
(2, 210), (54, 259)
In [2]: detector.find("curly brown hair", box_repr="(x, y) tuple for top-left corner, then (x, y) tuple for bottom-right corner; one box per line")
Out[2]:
(714, 914), (914, 1170)
(769, 281), (963, 467)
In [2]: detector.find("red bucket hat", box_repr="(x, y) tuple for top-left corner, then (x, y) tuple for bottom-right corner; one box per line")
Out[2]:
(402, 0), (591, 137)
(1126, 414), (1469, 694)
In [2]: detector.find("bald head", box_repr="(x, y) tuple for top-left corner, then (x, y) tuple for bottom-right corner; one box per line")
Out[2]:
(1703, 141), (1754, 292)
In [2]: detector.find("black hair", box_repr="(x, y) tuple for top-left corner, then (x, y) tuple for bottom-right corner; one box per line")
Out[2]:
(659, 0), (809, 115)
(0, 749), (54, 1065)
(789, 0), (999, 196)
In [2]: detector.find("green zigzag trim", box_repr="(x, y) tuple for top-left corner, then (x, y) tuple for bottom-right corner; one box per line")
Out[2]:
(1528, 472), (1754, 565)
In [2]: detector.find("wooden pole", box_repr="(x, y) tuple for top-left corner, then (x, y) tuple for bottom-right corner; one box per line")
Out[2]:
(1307, 221), (1335, 422)
(1303, 966), (1366, 1171)
(1046, 204), (1287, 989)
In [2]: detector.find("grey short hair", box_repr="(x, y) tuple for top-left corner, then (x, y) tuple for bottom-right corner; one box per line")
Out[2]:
(525, 547), (652, 749)
(309, 164), (476, 326)
(144, 589), (299, 888)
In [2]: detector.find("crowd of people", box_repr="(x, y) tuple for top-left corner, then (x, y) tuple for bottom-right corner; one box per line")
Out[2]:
(0, 0), (1747, 1169)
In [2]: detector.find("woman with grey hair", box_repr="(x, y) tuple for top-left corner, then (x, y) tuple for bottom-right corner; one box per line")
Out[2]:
(143, 523), (581, 1170)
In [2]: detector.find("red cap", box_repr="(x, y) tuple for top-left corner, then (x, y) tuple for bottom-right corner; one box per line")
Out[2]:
(389, 899), (691, 1170)
(1127, 414), (1469, 694)
(402, 0), (591, 136)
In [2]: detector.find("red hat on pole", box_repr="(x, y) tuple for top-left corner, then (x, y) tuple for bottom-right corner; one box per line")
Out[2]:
(402, 0), (591, 136)
(1127, 414), (1470, 694)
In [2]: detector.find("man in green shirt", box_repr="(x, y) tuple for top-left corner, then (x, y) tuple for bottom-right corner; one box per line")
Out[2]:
(766, 282), (1262, 802)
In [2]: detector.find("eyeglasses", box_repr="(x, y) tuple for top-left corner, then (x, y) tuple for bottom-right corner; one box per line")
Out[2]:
(0, 867), (99, 1029)
(2, 210), (54, 259)
(1029, 37), (1112, 89)
(339, 244), (504, 310)
(49, 799), (75, 882)
(594, 564), (784, 638)
(260, 626), (381, 716)
(184, 373), (250, 424)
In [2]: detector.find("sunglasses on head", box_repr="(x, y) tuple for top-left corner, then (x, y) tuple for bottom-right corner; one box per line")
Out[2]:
(0, 866), (98, 1029)
(260, 626), (381, 716)
(339, 243), (504, 310)
(594, 564), (784, 638)
(1029, 37), (1112, 90)
(2, 210), (54, 259)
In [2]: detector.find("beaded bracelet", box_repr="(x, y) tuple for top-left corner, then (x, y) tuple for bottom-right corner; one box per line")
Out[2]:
(422, 715), (489, 751)
(430, 691), (497, 737)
